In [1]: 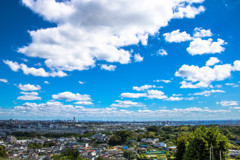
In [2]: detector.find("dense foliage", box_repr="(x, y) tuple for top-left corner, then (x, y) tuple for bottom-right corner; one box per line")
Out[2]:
(176, 126), (229, 160)
(28, 142), (56, 149)
(52, 148), (88, 160)
(0, 145), (7, 158)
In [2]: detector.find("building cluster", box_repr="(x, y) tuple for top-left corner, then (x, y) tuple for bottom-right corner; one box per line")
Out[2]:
(0, 134), (179, 160)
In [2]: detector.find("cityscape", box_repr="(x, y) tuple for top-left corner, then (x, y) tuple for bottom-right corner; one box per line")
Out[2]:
(0, 119), (240, 159)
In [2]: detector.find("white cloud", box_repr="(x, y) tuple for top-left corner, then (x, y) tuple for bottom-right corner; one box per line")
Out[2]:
(100, 64), (116, 71)
(147, 90), (168, 99)
(225, 83), (239, 87)
(193, 27), (213, 38)
(217, 100), (238, 107)
(134, 54), (144, 62)
(231, 107), (240, 110)
(74, 101), (93, 105)
(175, 58), (236, 88)
(18, 84), (41, 91)
(17, 92), (41, 100)
(121, 93), (147, 98)
(180, 81), (209, 88)
(172, 94), (183, 97)
(187, 38), (226, 55)
(167, 96), (184, 101)
(157, 49), (168, 56)
(206, 57), (220, 66)
(121, 89), (167, 100)
(214, 84), (223, 88)
(4, 60), (67, 77)
(173, 4), (205, 18)
(176, 59), (240, 88)
(0, 79), (8, 83)
(179, 82), (200, 88)
(121, 88), (168, 100)
(78, 81), (85, 85)
(1, 101), (230, 120)
(52, 91), (91, 102)
(133, 85), (156, 91)
(192, 89), (225, 96)
(232, 60), (240, 71)
(20, 91), (38, 95)
(3, 60), (20, 71)
(154, 79), (171, 83)
(44, 81), (50, 84)
(18, 0), (205, 73)
(111, 100), (145, 108)
(163, 29), (192, 43)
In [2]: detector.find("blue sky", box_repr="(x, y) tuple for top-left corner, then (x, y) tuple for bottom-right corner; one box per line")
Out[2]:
(0, 0), (240, 121)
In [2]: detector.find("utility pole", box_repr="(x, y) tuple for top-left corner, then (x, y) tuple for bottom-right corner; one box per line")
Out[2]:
(219, 150), (222, 160)
(210, 143), (212, 160)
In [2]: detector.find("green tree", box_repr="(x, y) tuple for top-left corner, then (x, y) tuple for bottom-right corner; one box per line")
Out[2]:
(123, 150), (135, 159)
(61, 148), (80, 160)
(28, 142), (42, 149)
(147, 126), (159, 132)
(183, 126), (229, 160)
(109, 134), (122, 145)
(175, 133), (189, 160)
(0, 145), (7, 158)
(95, 156), (104, 160)
(138, 153), (147, 160)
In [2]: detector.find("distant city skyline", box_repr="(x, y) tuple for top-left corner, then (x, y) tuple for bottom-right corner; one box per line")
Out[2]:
(0, 0), (240, 120)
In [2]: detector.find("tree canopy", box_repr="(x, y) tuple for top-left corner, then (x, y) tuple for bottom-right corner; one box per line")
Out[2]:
(176, 126), (229, 160)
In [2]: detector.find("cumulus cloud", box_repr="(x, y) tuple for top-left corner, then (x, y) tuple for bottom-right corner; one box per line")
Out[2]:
(157, 49), (168, 56)
(44, 81), (50, 84)
(18, 0), (205, 73)
(147, 90), (168, 99)
(52, 91), (91, 102)
(206, 57), (220, 66)
(18, 84), (41, 91)
(154, 79), (171, 83)
(163, 29), (192, 43)
(133, 85), (156, 91)
(187, 38), (226, 55)
(100, 64), (116, 71)
(121, 93), (147, 98)
(0, 79), (8, 83)
(180, 81), (209, 88)
(173, 3), (205, 18)
(4, 60), (67, 77)
(175, 58), (240, 88)
(78, 81), (85, 85)
(217, 100), (238, 107)
(232, 60), (240, 71)
(192, 89), (225, 96)
(193, 27), (213, 38)
(111, 100), (145, 108)
(121, 89), (167, 100)
(167, 96), (195, 101)
(134, 54), (143, 62)
(1, 101), (230, 120)
(3, 60), (20, 71)
(74, 101), (93, 105)
(17, 92), (41, 100)
(225, 83), (239, 87)
(167, 96), (184, 101)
